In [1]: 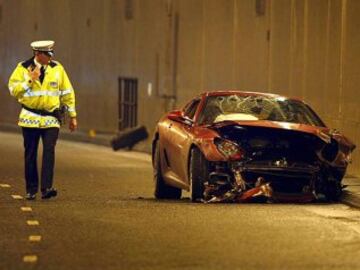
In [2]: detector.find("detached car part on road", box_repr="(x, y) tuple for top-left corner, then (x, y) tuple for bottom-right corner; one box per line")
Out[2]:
(152, 91), (355, 203)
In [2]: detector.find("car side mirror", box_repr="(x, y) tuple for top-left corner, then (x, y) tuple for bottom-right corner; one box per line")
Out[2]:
(168, 110), (184, 122)
(168, 110), (193, 126)
(329, 128), (341, 136)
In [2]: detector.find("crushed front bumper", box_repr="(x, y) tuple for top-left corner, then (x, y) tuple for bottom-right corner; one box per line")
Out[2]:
(203, 161), (320, 203)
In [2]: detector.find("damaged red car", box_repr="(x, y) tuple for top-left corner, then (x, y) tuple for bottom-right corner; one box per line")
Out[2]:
(152, 91), (355, 203)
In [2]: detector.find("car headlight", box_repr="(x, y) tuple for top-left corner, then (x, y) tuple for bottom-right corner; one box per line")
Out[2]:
(214, 138), (244, 160)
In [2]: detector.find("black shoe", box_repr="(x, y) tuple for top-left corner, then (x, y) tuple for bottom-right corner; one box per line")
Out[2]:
(41, 188), (57, 199)
(26, 193), (36, 200)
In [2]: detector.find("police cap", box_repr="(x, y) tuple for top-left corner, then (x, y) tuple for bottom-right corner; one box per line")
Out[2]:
(30, 40), (55, 57)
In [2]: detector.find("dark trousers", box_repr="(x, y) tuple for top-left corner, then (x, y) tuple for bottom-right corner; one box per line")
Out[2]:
(22, 127), (59, 194)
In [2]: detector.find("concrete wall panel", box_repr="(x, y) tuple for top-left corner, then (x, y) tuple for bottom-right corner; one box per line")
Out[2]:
(268, 0), (291, 95)
(136, 0), (170, 130)
(341, 0), (360, 174)
(303, 0), (328, 118)
(176, 0), (204, 103)
(203, 0), (234, 90)
(288, 0), (305, 99)
(322, 0), (342, 129)
(342, 0), (360, 120)
(235, 0), (269, 91)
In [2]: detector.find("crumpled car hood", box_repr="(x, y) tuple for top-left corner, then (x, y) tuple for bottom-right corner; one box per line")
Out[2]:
(211, 120), (331, 142)
(210, 120), (355, 150)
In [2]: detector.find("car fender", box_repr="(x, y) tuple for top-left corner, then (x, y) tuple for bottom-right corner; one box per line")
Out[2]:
(189, 126), (226, 162)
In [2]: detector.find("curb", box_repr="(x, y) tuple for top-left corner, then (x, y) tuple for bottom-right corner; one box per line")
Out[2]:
(341, 190), (360, 209)
(0, 123), (152, 153)
(0, 123), (113, 147)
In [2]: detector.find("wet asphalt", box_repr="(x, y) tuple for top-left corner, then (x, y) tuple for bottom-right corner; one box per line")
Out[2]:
(1, 131), (360, 270)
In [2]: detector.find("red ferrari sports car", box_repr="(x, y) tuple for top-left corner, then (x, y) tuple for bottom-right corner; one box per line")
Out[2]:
(152, 91), (355, 203)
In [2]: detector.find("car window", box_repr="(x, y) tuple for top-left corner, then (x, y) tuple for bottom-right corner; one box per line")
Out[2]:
(198, 95), (325, 127)
(183, 99), (200, 120)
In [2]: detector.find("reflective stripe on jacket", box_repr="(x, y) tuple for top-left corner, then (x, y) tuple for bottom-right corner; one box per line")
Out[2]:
(8, 57), (77, 128)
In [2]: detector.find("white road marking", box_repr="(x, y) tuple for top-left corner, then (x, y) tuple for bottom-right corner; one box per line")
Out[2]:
(11, 195), (23, 200)
(29, 235), (42, 242)
(21, 207), (32, 212)
(0, 184), (11, 188)
(26, 220), (39, 226)
(23, 255), (38, 263)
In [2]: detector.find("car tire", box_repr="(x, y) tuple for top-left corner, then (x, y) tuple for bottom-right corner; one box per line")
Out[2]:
(324, 179), (342, 202)
(153, 140), (182, 199)
(189, 147), (208, 202)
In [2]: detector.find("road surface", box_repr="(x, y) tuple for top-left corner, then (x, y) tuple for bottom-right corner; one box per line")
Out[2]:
(1, 132), (360, 270)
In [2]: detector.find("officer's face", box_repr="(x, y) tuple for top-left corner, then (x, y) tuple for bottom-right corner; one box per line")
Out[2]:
(35, 52), (52, 65)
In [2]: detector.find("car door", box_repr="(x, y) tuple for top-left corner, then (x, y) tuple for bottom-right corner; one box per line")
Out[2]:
(165, 99), (201, 183)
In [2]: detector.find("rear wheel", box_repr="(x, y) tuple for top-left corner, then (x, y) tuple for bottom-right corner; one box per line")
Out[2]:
(153, 140), (181, 199)
(189, 147), (208, 202)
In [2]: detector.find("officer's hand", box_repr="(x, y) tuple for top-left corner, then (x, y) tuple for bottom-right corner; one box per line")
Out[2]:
(28, 66), (40, 81)
(69, 117), (77, 132)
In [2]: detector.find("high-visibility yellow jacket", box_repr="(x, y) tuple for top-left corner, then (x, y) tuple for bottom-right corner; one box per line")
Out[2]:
(8, 57), (77, 128)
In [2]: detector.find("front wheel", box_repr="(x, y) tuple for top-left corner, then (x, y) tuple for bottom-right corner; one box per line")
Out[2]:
(153, 140), (181, 199)
(189, 147), (208, 202)
(323, 179), (342, 202)
(316, 172), (343, 202)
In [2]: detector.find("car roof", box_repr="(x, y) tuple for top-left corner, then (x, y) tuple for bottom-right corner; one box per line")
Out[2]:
(200, 90), (303, 102)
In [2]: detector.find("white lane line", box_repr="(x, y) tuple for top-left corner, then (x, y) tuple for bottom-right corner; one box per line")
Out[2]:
(21, 207), (32, 212)
(29, 235), (42, 242)
(11, 195), (23, 200)
(26, 220), (40, 226)
(0, 184), (11, 188)
(23, 255), (38, 263)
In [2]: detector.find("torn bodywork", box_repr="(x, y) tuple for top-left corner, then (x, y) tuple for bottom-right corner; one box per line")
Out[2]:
(203, 123), (355, 203)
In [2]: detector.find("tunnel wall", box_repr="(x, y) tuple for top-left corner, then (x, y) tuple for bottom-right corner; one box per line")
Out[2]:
(0, 0), (360, 175)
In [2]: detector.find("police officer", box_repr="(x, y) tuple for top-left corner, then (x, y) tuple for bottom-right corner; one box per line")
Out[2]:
(8, 40), (77, 200)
